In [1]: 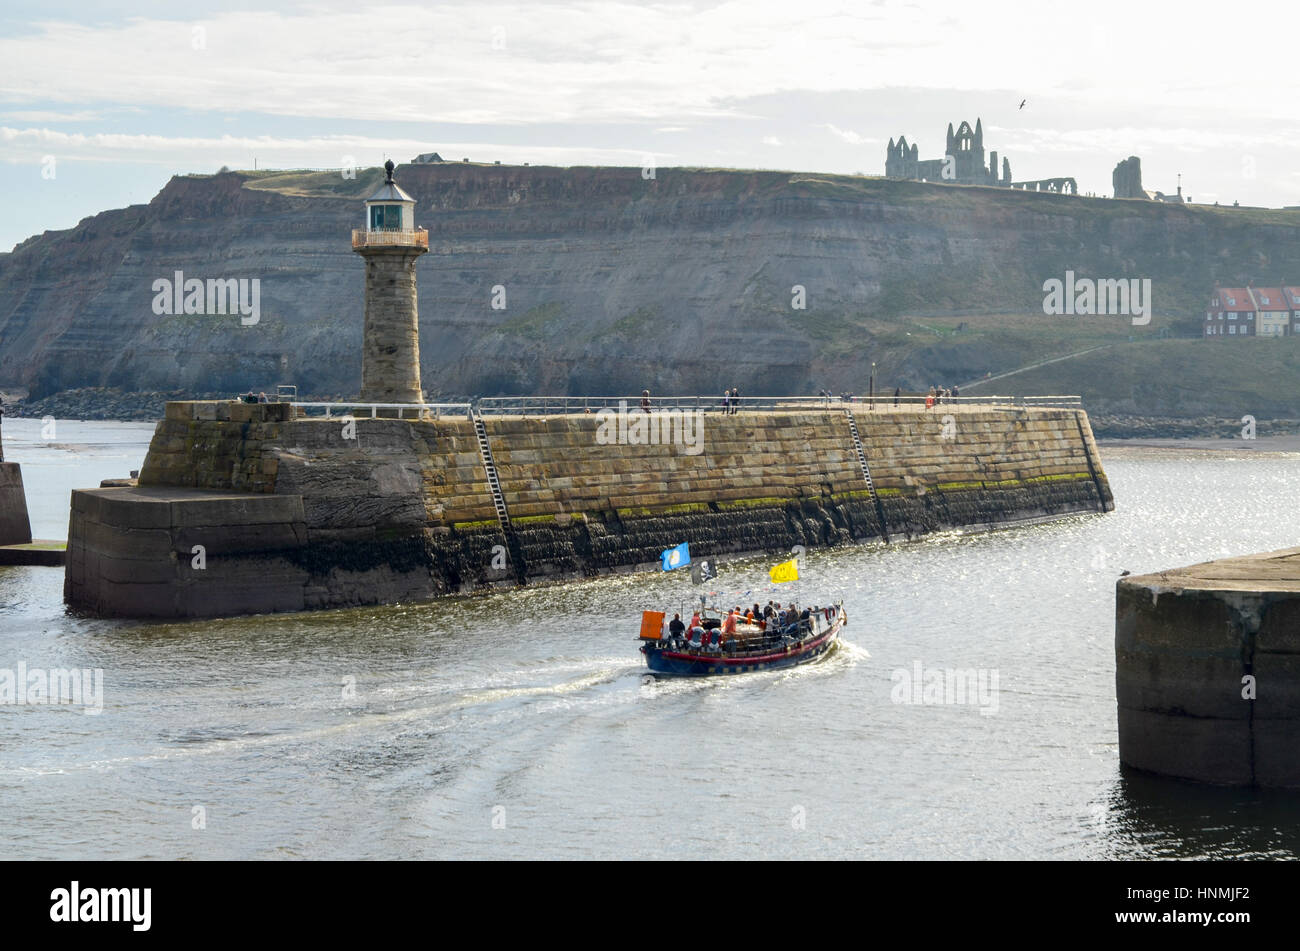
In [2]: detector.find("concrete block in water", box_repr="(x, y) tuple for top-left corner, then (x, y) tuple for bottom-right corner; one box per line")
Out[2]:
(1117, 546), (1300, 787)
(64, 486), (312, 619)
(0, 462), (33, 546)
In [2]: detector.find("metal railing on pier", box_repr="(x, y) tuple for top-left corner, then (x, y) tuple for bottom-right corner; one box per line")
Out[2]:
(291, 401), (472, 420)
(281, 395), (1080, 421)
(474, 394), (1082, 416)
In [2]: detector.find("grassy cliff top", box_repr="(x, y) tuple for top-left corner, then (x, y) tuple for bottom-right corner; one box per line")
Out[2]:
(225, 162), (1300, 226)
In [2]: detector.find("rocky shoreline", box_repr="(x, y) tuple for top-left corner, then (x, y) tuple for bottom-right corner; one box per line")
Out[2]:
(1090, 414), (1300, 440)
(4, 388), (224, 422)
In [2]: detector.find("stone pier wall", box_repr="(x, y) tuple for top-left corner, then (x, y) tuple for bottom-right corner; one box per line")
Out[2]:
(1117, 548), (1300, 787)
(65, 401), (1112, 618)
(0, 462), (33, 546)
(64, 487), (308, 617)
(0, 414), (33, 546)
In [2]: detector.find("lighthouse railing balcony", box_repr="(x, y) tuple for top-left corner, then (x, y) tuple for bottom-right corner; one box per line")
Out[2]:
(352, 227), (429, 250)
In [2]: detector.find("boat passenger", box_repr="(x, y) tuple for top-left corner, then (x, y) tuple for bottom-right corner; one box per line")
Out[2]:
(669, 613), (685, 644)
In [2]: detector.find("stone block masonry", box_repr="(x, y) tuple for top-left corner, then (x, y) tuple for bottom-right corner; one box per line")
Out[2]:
(64, 486), (309, 618)
(0, 462), (33, 546)
(64, 400), (1112, 618)
(358, 248), (425, 404)
(1117, 547), (1300, 787)
(0, 414), (33, 546)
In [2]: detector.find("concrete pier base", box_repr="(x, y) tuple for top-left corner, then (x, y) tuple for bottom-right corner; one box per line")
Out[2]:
(0, 541), (65, 566)
(64, 486), (311, 618)
(0, 461), (33, 546)
(1117, 547), (1300, 787)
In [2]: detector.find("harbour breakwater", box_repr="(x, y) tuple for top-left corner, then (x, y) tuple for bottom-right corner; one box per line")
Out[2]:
(0, 413), (33, 547)
(1117, 548), (1300, 787)
(64, 401), (1112, 618)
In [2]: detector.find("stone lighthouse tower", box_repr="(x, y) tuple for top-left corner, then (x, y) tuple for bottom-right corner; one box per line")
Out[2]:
(353, 159), (428, 404)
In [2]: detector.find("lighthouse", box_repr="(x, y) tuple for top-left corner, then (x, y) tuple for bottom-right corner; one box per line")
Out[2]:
(353, 159), (428, 404)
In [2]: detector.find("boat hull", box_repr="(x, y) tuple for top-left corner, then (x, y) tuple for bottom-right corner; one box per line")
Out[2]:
(641, 612), (844, 677)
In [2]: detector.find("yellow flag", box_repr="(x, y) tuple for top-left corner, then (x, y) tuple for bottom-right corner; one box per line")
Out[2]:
(769, 558), (799, 583)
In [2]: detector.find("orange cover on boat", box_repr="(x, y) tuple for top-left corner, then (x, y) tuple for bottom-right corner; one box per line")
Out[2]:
(639, 610), (666, 640)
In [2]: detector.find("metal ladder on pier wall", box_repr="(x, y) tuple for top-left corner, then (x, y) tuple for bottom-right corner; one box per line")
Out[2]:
(471, 411), (511, 530)
(844, 409), (890, 543)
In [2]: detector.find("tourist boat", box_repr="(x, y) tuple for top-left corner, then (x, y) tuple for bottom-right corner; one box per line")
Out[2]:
(638, 602), (846, 677)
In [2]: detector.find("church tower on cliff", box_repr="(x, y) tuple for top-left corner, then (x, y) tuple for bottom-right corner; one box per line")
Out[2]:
(352, 160), (428, 404)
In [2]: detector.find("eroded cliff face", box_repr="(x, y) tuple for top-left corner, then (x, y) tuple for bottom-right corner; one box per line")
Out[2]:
(3, 164), (1298, 400)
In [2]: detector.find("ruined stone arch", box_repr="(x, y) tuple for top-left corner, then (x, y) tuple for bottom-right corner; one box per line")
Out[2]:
(955, 121), (975, 151)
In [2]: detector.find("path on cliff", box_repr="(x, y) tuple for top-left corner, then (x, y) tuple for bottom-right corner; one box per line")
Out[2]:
(957, 344), (1116, 391)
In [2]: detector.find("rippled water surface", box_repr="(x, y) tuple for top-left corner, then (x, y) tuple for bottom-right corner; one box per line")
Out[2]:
(3, 420), (1300, 859)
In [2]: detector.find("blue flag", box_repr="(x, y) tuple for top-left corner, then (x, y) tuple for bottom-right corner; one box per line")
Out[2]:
(661, 542), (690, 571)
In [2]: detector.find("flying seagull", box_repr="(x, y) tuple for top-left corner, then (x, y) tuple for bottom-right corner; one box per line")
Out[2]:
(1018, 99), (1026, 110)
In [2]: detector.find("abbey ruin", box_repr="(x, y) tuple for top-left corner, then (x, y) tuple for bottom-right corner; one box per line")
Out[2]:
(886, 118), (1078, 194)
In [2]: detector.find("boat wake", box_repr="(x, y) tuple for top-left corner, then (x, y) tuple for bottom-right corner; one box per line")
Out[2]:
(0, 643), (865, 779)
(0, 661), (645, 778)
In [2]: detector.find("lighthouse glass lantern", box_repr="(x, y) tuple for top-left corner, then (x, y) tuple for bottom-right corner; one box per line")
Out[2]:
(365, 159), (416, 232)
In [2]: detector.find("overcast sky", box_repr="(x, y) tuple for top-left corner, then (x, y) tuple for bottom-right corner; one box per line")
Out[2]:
(3, 0), (1298, 250)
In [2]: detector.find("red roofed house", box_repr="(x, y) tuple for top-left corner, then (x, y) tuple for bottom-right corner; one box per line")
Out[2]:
(1205, 286), (1255, 337)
